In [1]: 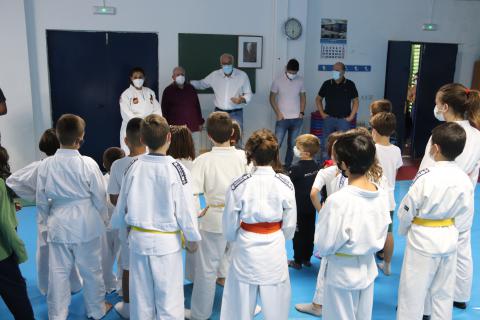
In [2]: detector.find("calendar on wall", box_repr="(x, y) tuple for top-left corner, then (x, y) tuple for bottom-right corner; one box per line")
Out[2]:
(320, 19), (347, 59)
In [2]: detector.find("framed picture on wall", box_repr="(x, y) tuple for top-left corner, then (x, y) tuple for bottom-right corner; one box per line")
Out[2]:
(238, 36), (263, 68)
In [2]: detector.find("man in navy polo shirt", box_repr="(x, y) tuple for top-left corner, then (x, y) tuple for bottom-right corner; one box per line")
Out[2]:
(316, 62), (359, 158)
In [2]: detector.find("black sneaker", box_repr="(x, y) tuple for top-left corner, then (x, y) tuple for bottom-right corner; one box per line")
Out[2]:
(288, 260), (302, 270)
(453, 301), (467, 309)
(303, 261), (312, 267)
(422, 315), (431, 320)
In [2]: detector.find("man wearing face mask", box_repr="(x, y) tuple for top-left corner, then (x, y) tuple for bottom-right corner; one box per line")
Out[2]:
(190, 53), (252, 133)
(270, 59), (307, 168)
(161, 66), (204, 147)
(316, 62), (359, 159)
(119, 67), (162, 153)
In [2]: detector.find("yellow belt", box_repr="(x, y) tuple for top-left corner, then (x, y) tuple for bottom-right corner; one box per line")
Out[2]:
(131, 226), (180, 234)
(335, 253), (356, 257)
(413, 217), (455, 227)
(207, 204), (225, 208)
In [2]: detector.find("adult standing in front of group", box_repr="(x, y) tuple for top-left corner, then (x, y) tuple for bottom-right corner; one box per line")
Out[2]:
(119, 67), (162, 153)
(270, 59), (306, 168)
(190, 54), (252, 132)
(316, 62), (359, 158)
(161, 66), (204, 149)
(0, 87), (7, 145)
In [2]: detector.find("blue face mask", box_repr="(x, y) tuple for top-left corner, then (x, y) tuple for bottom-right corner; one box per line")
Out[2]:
(222, 65), (233, 75)
(332, 70), (342, 80)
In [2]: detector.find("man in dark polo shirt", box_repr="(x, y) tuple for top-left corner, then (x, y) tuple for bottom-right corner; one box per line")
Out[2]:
(316, 62), (359, 158)
(0, 87), (7, 144)
(161, 66), (204, 148)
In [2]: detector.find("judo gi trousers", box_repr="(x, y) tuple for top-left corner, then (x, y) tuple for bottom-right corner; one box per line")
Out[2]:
(397, 244), (456, 320)
(37, 224), (83, 295)
(101, 229), (121, 292)
(130, 249), (184, 320)
(454, 230), (472, 302)
(220, 268), (291, 320)
(313, 258), (326, 305)
(217, 242), (231, 278)
(323, 282), (374, 320)
(47, 237), (106, 320)
(191, 230), (227, 319)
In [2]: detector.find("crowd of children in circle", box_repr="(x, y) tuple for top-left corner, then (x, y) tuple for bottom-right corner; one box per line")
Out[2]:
(0, 82), (479, 320)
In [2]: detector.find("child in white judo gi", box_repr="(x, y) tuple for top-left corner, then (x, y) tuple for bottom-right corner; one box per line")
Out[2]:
(115, 114), (201, 320)
(397, 122), (474, 320)
(370, 112), (403, 275)
(108, 117), (146, 318)
(220, 129), (297, 320)
(314, 131), (390, 320)
(187, 111), (249, 320)
(101, 147), (125, 293)
(419, 83), (480, 311)
(6, 128), (83, 296)
(36, 114), (111, 320)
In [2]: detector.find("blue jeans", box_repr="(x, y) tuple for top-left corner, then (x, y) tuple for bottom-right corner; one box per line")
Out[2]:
(275, 118), (303, 168)
(322, 116), (352, 158)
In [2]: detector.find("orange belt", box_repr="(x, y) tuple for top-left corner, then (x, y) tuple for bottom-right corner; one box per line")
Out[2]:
(240, 221), (282, 234)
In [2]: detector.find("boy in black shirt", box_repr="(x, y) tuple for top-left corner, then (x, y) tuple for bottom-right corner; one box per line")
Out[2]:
(288, 134), (321, 269)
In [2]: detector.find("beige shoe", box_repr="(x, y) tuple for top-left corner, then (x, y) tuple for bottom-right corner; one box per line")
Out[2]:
(295, 303), (322, 317)
(184, 308), (192, 319)
(378, 262), (391, 276)
(114, 301), (130, 319)
(254, 305), (262, 316)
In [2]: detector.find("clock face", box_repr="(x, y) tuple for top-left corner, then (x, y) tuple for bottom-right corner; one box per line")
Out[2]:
(285, 18), (302, 40)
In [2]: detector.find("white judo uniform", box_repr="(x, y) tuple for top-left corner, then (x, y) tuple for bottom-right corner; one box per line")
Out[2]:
(220, 166), (297, 320)
(310, 165), (347, 306)
(6, 160), (83, 295)
(115, 154), (201, 320)
(190, 146), (249, 320)
(119, 85), (162, 152)
(101, 173), (121, 292)
(314, 184), (390, 320)
(396, 162), (473, 320)
(419, 120), (480, 303)
(36, 149), (108, 320)
(108, 155), (142, 272)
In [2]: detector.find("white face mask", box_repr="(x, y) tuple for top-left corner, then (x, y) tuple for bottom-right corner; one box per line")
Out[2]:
(286, 72), (297, 80)
(175, 75), (185, 85)
(132, 79), (144, 88)
(434, 105), (446, 121)
(293, 146), (302, 158)
(332, 70), (342, 80)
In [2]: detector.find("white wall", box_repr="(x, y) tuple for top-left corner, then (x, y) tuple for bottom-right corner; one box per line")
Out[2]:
(0, 0), (36, 171)
(304, 0), (480, 125)
(23, 0), (288, 161)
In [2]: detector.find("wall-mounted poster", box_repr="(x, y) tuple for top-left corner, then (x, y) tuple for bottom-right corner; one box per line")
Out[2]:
(320, 19), (347, 59)
(238, 36), (263, 68)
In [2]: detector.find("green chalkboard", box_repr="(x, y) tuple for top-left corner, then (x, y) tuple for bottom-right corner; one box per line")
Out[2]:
(178, 33), (256, 94)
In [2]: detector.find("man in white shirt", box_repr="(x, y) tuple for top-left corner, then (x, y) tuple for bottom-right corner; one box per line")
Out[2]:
(190, 53), (252, 132)
(269, 59), (306, 168)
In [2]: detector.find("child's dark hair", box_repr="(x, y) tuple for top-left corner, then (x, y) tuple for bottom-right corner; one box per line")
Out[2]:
(370, 99), (392, 115)
(370, 112), (396, 136)
(39, 128), (60, 156)
(140, 115), (170, 150)
(55, 114), (85, 146)
(431, 122), (466, 161)
(126, 117), (144, 147)
(230, 120), (242, 146)
(245, 129), (283, 173)
(207, 111), (233, 143)
(286, 59), (300, 72)
(0, 146), (15, 200)
(103, 147), (125, 172)
(334, 131), (377, 176)
(130, 67), (145, 78)
(168, 125), (196, 160)
(438, 83), (480, 128)
(326, 131), (344, 158)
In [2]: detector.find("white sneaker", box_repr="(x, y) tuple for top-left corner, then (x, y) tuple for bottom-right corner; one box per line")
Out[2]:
(254, 305), (262, 316)
(184, 308), (192, 319)
(114, 301), (130, 319)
